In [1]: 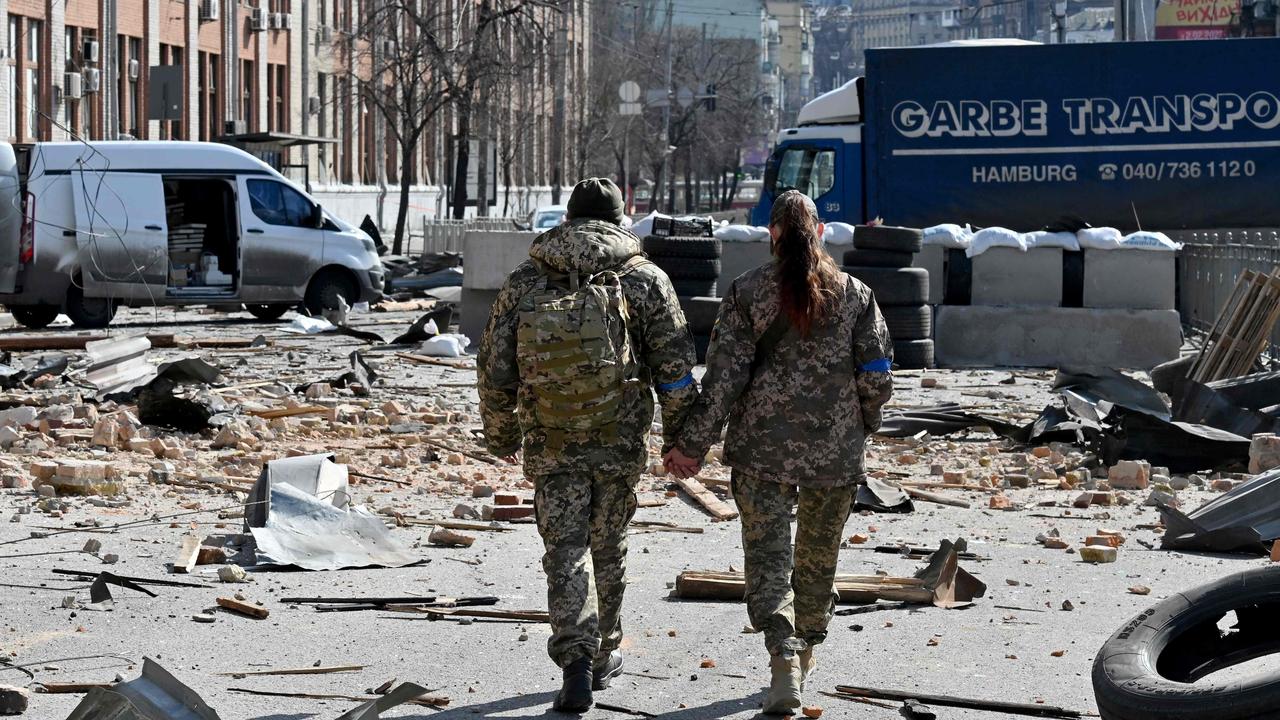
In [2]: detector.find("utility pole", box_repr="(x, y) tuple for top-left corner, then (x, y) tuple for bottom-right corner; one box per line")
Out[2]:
(660, 0), (673, 214)
(550, 0), (569, 204)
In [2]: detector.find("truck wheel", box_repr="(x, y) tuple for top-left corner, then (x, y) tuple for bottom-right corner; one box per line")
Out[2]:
(854, 225), (923, 253)
(843, 266), (929, 306)
(883, 305), (932, 341)
(657, 258), (721, 281)
(304, 270), (358, 315)
(893, 339), (934, 369)
(643, 236), (722, 260)
(672, 279), (717, 298)
(245, 303), (292, 322)
(9, 305), (60, 330)
(1093, 566), (1280, 720)
(842, 248), (915, 268)
(64, 285), (117, 329)
(679, 296), (722, 336)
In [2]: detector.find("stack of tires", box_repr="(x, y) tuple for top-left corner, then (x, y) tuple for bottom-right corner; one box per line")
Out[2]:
(841, 225), (933, 369)
(642, 235), (722, 363)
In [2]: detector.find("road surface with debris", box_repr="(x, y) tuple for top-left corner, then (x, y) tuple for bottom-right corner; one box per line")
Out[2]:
(0, 305), (1261, 719)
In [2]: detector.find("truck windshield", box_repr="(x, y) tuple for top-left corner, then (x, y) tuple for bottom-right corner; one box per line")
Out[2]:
(773, 146), (836, 200)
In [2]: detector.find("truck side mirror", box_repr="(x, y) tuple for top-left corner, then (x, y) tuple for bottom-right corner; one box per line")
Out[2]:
(310, 204), (324, 229)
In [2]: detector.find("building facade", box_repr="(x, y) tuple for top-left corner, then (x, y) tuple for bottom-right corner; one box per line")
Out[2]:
(0, 0), (590, 221)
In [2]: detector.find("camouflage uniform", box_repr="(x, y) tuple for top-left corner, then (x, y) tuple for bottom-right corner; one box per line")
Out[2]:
(676, 262), (893, 654)
(478, 218), (697, 668)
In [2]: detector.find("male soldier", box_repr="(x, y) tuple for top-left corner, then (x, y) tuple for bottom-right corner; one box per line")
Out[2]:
(478, 178), (697, 712)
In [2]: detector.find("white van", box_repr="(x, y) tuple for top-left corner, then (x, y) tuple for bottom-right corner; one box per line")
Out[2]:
(0, 141), (384, 329)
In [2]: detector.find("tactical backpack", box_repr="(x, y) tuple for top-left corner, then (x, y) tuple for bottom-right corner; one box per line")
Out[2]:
(515, 257), (647, 433)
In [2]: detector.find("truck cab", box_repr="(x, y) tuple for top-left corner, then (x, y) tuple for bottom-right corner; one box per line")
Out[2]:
(752, 77), (865, 227)
(0, 141), (383, 329)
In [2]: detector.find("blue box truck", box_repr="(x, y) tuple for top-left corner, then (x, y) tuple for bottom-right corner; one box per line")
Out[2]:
(752, 38), (1280, 232)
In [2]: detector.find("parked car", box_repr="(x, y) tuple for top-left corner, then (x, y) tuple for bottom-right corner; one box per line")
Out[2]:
(529, 204), (567, 230)
(0, 141), (384, 329)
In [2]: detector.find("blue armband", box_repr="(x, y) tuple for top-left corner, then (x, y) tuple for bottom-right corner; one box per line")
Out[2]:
(859, 358), (892, 373)
(656, 373), (695, 392)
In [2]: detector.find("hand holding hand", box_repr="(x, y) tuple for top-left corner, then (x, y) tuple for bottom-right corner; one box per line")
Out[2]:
(663, 448), (701, 479)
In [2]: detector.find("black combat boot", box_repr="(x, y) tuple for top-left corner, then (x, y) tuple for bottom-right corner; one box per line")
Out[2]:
(593, 650), (624, 690)
(554, 657), (594, 713)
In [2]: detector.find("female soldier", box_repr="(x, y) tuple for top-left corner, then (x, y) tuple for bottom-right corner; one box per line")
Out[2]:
(664, 190), (894, 714)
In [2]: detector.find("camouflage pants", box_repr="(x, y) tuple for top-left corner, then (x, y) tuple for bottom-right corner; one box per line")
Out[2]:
(533, 468), (639, 668)
(733, 470), (855, 656)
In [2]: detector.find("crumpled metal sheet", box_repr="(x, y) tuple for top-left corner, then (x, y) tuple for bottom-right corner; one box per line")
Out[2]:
(854, 477), (914, 513)
(1160, 468), (1280, 554)
(65, 657), (220, 720)
(246, 454), (415, 571)
(334, 682), (432, 720)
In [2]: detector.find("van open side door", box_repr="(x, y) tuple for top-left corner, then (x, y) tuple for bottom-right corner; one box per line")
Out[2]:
(0, 144), (23, 294)
(71, 171), (168, 299)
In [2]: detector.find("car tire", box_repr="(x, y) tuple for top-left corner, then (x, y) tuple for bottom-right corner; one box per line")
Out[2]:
(643, 235), (722, 260)
(246, 303), (293, 322)
(842, 248), (915, 268)
(679, 296), (722, 336)
(9, 305), (60, 330)
(694, 333), (711, 364)
(656, 258), (721, 282)
(843, 266), (929, 306)
(854, 225), (924, 253)
(893, 339), (934, 369)
(64, 285), (116, 329)
(883, 305), (932, 341)
(304, 270), (358, 315)
(672, 279), (717, 298)
(1093, 566), (1280, 720)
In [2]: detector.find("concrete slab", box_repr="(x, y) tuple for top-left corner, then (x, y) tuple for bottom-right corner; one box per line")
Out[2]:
(460, 287), (501, 345)
(717, 242), (773, 297)
(462, 230), (535, 290)
(916, 245), (946, 305)
(971, 247), (1063, 307)
(934, 305), (1182, 369)
(1083, 249), (1176, 310)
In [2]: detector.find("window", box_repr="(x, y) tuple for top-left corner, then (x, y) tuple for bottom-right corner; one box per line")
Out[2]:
(26, 18), (40, 63)
(6, 16), (16, 60)
(247, 179), (315, 227)
(7, 65), (16, 138)
(772, 146), (836, 199)
(242, 59), (254, 131)
(25, 68), (39, 139)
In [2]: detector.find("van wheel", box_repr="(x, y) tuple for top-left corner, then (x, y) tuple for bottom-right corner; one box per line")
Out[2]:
(9, 305), (60, 330)
(246, 303), (292, 322)
(64, 286), (117, 329)
(304, 270), (358, 315)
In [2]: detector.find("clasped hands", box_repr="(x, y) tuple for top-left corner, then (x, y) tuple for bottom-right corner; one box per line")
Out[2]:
(663, 447), (702, 479)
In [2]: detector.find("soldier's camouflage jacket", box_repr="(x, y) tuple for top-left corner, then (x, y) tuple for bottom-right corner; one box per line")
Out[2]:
(676, 263), (893, 488)
(477, 218), (698, 479)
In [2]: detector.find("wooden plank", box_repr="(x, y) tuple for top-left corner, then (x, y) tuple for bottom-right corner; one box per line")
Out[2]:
(672, 477), (738, 521)
(1191, 271), (1252, 382)
(247, 405), (328, 420)
(832, 686), (1084, 718)
(399, 607), (551, 623)
(214, 665), (364, 677)
(673, 570), (933, 605)
(395, 352), (473, 369)
(216, 596), (270, 619)
(0, 333), (163, 351)
(904, 487), (972, 509)
(180, 337), (267, 349)
(34, 682), (113, 694)
(171, 534), (200, 574)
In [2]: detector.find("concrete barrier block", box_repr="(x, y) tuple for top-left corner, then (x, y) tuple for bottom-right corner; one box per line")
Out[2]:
(934, 306), (1181, 370)
(1083, 249), (1176, 310)
(462, 231), (535, 290)
(915, 245), (946, 305)
(718, 241), (774, 297)
(971, 247), (1063, 307)
(459, 288), (501, 347)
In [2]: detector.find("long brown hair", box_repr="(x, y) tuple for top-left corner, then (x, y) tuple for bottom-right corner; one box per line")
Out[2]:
(769, 190), (844, 336)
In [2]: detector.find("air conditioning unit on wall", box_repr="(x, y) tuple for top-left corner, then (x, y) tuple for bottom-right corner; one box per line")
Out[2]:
(249, 8), (268, 32)
(199, 0), (220, 22)
(83, 68), (101, 93)
(307, 96), (321, 115)
(270, 12), (291, 30)
(83, 39), (100, 63)
(317, 25), (333, 43)
(64, 72), (83, 99)
(127, 59), (140, 80)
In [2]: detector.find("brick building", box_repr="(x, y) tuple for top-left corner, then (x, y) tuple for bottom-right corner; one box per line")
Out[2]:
(0, 0), (590, 219)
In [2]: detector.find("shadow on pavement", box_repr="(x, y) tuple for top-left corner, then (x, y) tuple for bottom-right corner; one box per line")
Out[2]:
(405, 691), (765, 719)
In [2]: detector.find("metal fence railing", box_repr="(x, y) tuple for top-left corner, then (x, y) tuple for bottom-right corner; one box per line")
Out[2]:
(407, 217), (522, 255)
(1177, 229), (1280, 353)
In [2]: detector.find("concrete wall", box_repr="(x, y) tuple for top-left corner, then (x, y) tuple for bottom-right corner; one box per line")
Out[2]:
(459, 230), (536, 345)
(1083, 250), (1176, 310)
(971, 248), (1064, 307)
(719, 242), (774, 297)
(934, 306), (1182, 370)
(916, 245), (945, 305)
